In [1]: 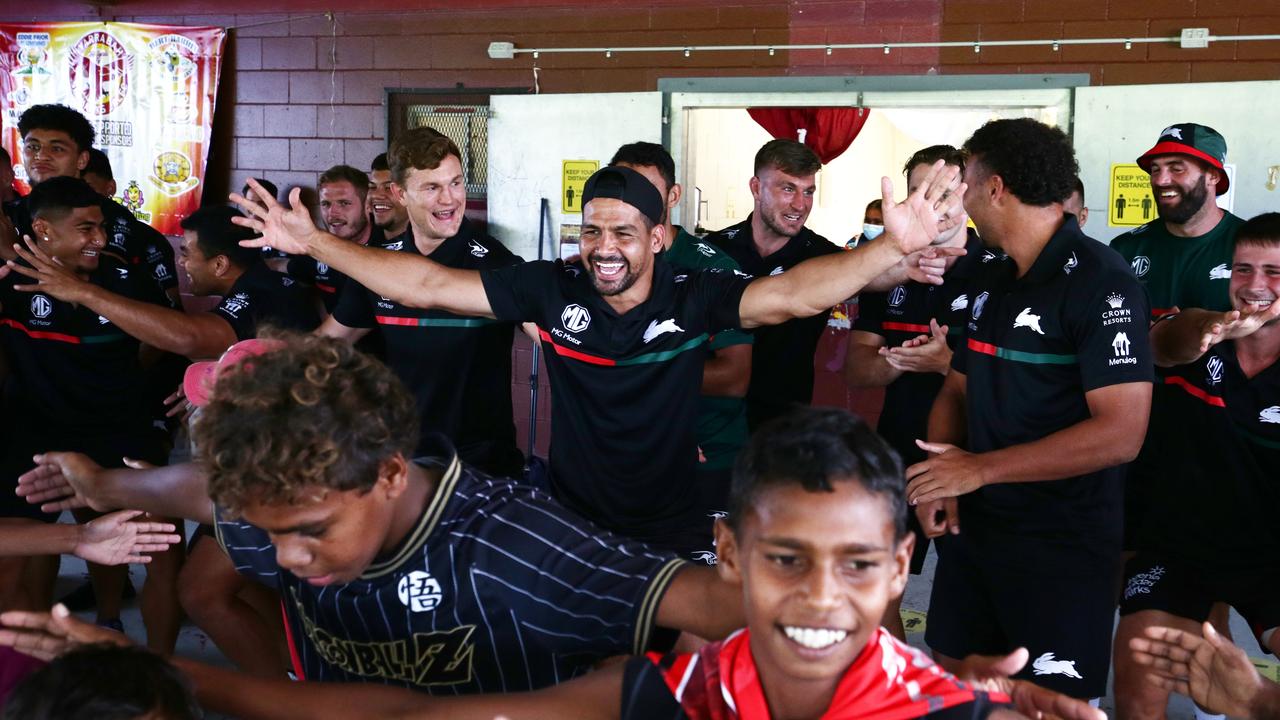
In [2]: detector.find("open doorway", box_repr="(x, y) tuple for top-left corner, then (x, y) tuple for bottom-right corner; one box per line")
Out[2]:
(678, 90), (1071, 243)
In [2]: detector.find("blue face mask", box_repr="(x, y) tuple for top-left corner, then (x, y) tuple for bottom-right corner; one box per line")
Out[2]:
(862, 223), (885, 240)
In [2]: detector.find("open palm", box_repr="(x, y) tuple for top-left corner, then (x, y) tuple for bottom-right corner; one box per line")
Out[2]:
(881, 159), (967, 257)
(228, 179), (320, 256)
(74, 510), (180, 566)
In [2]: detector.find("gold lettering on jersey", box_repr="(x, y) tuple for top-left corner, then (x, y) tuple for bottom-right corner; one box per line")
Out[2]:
(290, 589), (476, 686)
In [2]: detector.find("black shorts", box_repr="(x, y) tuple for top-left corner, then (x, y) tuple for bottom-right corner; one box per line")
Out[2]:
(0, 427), (168, 523)
(925, 533), (1118, 698)
(1120, 550), (1280, 652)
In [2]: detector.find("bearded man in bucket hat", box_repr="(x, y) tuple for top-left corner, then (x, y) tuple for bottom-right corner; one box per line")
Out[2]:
(1111, 123), (1242, 320)
(1110, 124), (1247, 720)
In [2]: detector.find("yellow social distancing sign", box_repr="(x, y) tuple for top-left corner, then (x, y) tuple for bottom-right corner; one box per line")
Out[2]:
(562, 160), (598, 214)
(900, 609), (927, 634)
(1109, 163), (1156, 227)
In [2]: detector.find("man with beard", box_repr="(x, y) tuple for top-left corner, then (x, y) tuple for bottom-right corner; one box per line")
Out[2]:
(368, 153), (410, 240)
(1111, 124), (1241, 320)
(1109, 125), (1243, 662)
(285, 165), (383, 314)
(230, 158), (965, 562)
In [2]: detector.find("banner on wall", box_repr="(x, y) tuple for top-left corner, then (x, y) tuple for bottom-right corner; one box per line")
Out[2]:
(0, 22), (226, 235)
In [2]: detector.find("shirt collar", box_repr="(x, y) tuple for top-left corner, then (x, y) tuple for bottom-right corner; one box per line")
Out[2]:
(1020, 213), (1086, 285)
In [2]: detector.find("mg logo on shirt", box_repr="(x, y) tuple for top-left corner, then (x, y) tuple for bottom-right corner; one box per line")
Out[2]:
(560, 304), (591, 333)
(888, 286), (907, 307)
(1206, 355), (1224, 385)
(396, 570), (444, 612)
(30, 295), (53, 319)
(1131, 256), (1151, 278)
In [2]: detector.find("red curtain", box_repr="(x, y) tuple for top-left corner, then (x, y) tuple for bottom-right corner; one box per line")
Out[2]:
(747, 107), (871, 164)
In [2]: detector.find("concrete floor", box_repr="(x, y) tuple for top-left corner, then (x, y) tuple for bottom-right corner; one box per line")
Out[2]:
(51, 525), (1261, 719)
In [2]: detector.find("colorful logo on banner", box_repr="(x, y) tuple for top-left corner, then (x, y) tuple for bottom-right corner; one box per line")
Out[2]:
(0, 22), (226, 235)
(68, 29), (131, 117)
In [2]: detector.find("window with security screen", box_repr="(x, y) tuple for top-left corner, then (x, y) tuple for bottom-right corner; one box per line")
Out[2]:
(404, 105), (489, 199)
(387, 88), (526, 203)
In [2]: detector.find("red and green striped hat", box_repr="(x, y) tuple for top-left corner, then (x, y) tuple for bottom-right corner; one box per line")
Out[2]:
(1136, 123), (1229, 196)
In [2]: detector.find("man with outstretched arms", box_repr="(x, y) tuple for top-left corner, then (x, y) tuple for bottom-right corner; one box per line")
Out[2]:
(321, 130), (522, 477)
(230, 156), (965, 560)
(609, 140), (752, 548)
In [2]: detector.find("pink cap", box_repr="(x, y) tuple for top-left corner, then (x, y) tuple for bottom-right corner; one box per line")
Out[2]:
(182, 338), (285, 407)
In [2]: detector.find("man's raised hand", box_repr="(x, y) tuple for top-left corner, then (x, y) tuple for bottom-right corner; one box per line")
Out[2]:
(228, 178), (322, 256)
(4, 234), (92, 303)
(881, 160), (967, 258)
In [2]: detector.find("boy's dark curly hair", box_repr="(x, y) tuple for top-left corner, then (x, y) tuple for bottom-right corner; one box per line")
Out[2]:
(194, 332), (419, 513)
(963, 118), (1079, 207)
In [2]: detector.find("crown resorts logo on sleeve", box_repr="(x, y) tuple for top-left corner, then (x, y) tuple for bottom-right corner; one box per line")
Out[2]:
(1102, 293), (1132, 327)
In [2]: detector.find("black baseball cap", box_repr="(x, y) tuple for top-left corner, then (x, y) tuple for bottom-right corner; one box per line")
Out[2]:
(582, 166), (664, 226)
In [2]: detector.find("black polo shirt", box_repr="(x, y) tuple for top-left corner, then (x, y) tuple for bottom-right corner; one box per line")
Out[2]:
(479, 257), (752, 539)
(1129, 343), (1280, 573)
(853, 230), (995, 465)
(333, 223), (524, 477)
(0, 255), (168, 430)
(953, 216), (1153, 565)
(286, 221), (385, 313)
(212, 261), (320, 340)
(101, 200), (179, 301)
(704, 214), (840, 429)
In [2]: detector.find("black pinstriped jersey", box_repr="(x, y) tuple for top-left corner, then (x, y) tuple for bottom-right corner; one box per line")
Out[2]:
(215, 435), (687, 694)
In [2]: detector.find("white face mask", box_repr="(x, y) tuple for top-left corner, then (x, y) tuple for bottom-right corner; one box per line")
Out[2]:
(862, 223), (885, 240)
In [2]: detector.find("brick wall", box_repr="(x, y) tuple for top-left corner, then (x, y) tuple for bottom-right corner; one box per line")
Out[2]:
(8, 0), (1277, 207)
